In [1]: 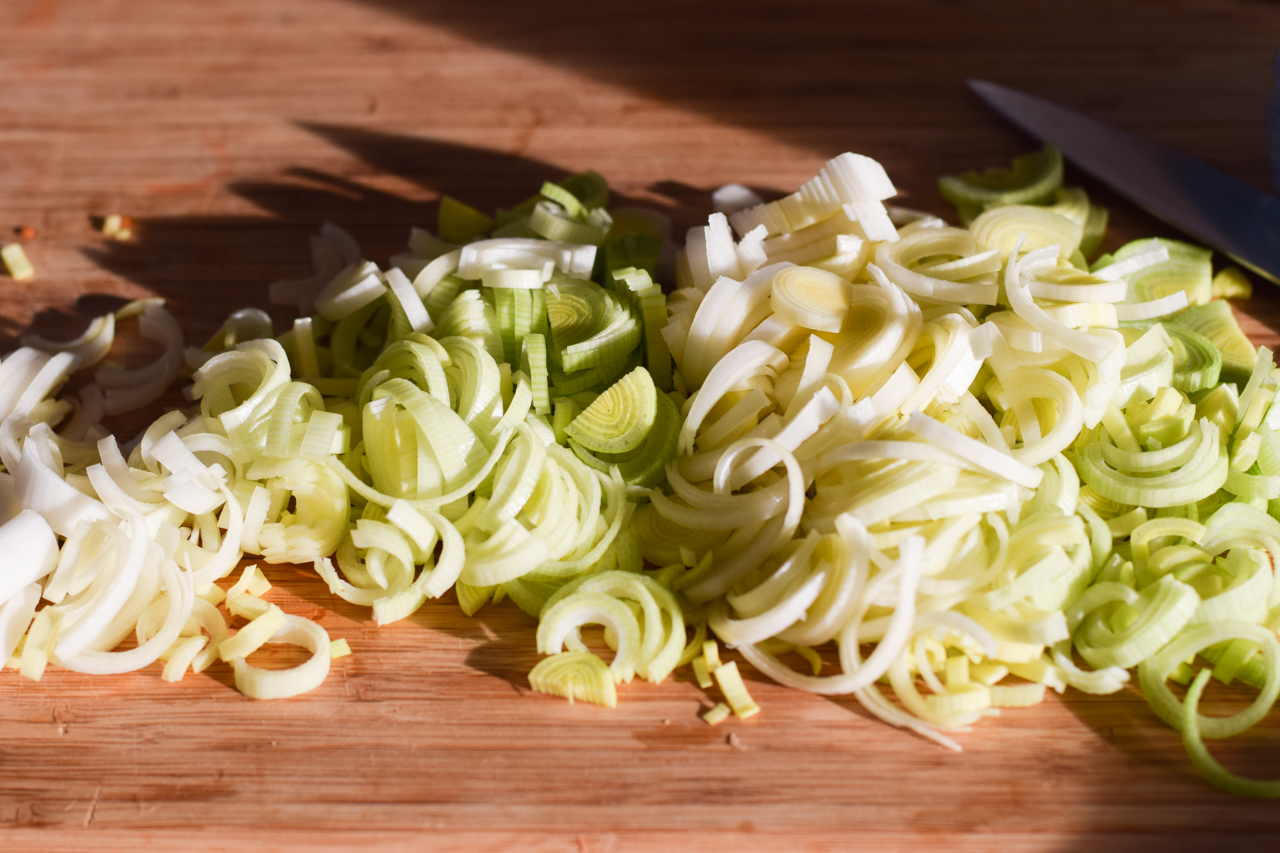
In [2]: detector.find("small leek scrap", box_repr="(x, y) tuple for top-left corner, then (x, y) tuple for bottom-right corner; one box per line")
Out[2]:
(713, 661), (760, 719)
(1, 243), (34, 281)
(101, 214), (135, 241)
(1212, 266), (1253, 300)
(702, 702), (732, 725)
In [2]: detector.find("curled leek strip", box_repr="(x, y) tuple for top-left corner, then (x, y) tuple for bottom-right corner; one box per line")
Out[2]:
(21, 312), (115, 368)
(232, 615), (332, 700)
(1182, 668), (1280, 798)
(1139, 621), (1280, 740)
(1075, 574), (1200, 670)
(874, 227), (1000, 305)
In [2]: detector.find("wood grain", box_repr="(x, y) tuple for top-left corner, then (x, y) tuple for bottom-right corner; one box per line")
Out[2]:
(3, 0), (1280, 849)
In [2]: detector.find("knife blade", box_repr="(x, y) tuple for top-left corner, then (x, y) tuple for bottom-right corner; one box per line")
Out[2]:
(968, 79), (1280, 284)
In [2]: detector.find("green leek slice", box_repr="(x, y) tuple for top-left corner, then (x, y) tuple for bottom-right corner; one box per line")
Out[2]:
(1168, 299), (1256, 383)
(1182, 668), (1280, 797)
(437, 196), (493, 245)
(565, 367), (657, 454)
(937, 145), (1063, 225)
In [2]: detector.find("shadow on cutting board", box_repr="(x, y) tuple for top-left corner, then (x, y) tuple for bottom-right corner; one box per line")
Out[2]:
(346, 0), (1280, 171)
(76, 123), (729, 350)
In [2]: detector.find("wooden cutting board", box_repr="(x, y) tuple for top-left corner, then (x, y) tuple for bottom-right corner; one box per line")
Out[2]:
(3, 0), (1280, 849)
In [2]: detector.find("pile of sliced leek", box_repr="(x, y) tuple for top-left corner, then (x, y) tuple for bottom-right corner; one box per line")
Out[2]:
(645, 147), (1280, 795)
(0, 174), (680, 704)
(0, 148), (1275, 796)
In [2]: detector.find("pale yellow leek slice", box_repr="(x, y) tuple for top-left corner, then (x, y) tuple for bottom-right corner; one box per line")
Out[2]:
(161, 635), (209, 683)
(218, 603), (287, 662)
(1, 243), (34, 281)
(232, 615), (332, 700)
(692, 656), (713, 689)
(528, 651), (617, 707)
(713, 660), (761, 719)
(702, 702), (732, 725)
(19, 608), (59, 681)
(770, 266), (850, 333)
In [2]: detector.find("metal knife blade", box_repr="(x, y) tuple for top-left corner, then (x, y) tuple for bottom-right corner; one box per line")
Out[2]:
(968, 79), (1280, 284)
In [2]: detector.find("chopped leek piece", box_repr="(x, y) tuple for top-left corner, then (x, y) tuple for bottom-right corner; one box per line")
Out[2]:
(1, 243), (35, 281)
(692, 655), (714, 689)
(528, 650), (617, 707)
(1212, 266), (1253, 300)
(713, 661), (761, 718)
(1182, 668), (1280, 797)
(438, 196), (494, 245)
(702, 702), (732, 725)
(1107, 238), (1213, 307)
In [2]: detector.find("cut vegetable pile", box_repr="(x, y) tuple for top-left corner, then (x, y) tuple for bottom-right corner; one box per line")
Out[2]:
(2, 148), (1278, 796)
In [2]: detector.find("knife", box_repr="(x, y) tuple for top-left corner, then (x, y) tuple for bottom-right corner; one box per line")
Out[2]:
(967, 78), (1280, 284)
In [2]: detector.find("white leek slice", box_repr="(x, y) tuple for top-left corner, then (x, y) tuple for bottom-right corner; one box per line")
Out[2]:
(537, 590), (643, 684)
(314, 262), (386, 322)
(233, 614), (332, 700)
(457, 238), (595, 281)
(903, 412), (1043, 489)
(770, 266), (850, 333)
(874, 227), (999, 305)
(14, 446), (113, 537)
(53, 510), (149, 660)
(679, 341), (788, 453)
(1114, 291), (1189, 321)
(162, 635), (209, 683)
(0, 509), (58, 608)
(57, 556), (191, 675)
(385, 267), (435, 333)
(95, 302), (184, 416)
(0, 582), (40, 662)
(736, 535), (926, 695)
(21, 313), (115, 368)
(1004, 241), (1117, 364)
